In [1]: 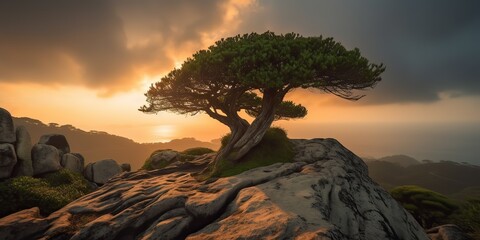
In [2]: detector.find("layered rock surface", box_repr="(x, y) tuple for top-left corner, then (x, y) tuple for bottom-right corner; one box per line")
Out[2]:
(0, 138), (429, 240)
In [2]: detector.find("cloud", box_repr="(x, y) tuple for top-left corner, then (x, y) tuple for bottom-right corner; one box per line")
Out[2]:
(232, 0), (480, 104)
(1, 0), (478, 103)
(0, 0), (251, 95)
(0, 0), (132, 94)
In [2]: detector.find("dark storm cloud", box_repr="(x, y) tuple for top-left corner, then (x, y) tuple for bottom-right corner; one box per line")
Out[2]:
(0, 0), (227, 94)
(235, 0), (480, 104)
(0, 0), (132, 92)
(1, 0), (478, 102)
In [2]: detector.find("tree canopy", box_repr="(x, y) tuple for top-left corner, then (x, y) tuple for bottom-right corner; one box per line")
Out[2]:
(140, 32), (384, 166)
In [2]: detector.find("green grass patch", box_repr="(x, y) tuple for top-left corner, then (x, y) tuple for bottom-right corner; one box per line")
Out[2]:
(214, 127), (294, 177)
(0, 169), (94, 217)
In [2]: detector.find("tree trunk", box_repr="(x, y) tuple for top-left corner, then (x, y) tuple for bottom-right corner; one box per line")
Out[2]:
(215, 117), (249, 163)
(204, 89), (289, 177)
(213, 89), (280, 165)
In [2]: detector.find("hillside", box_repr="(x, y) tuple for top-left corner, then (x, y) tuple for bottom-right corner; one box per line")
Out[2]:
(363, 154), (421, 167)
(366, 159), (480, 198)
(12, 117), (220, 170)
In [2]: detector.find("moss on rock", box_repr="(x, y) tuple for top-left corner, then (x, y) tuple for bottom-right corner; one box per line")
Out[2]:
(213, 127), (294, 177)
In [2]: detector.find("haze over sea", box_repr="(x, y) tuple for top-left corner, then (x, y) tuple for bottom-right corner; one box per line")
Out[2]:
(287, 122), (480, 165)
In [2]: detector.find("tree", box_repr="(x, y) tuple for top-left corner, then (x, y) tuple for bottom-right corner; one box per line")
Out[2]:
(140, 32), (384, 172)
(390, 185), (458, 228)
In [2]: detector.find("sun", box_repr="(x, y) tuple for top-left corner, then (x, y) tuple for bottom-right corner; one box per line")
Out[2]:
(153, 125), (176, 142)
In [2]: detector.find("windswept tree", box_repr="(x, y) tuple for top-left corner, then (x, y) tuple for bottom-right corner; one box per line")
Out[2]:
(140, 32), (384, 170)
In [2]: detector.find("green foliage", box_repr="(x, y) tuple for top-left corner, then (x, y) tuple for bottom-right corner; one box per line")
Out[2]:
(449, 198), (480, 239)
(182, 147), (215, 156)
(390, 185), (458, 228)
(140, 31), (384, 121)
(141, 31), (383, 165)
(214, 127), (294, 177)
(0, 169), (93, 217)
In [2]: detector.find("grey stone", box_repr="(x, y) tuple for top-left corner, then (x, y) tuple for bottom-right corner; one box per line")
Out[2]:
(149, 150), (180, 169)
(71, 153), (85, 163)
(0, 108), (15, 143)
(0, 139), (429, 240)
(13, 126), (33, 176)
(38, 134), (70, 155)
(31, 144), (61, 175)
(0, 143), (17, 178)
(61, 153), (84, 173)
(84, 159), (122, 185)
(84, 162), (94, 182)
(120, 163), (131, 172)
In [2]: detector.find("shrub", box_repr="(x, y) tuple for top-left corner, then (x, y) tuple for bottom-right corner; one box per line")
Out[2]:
(390, 185), (458, 228)
(449, 198), (480, 239)
(0, 169), (93, 217)
(182, 147), (215, 156)
(214, 127), (294, 177)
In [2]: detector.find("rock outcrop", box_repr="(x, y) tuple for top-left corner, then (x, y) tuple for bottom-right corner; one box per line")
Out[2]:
(120, 163), (131, 172)
(13, 126), (33, 176)
(61, 153), (84, 174)
(0, 108), (16, 143)
(0, 143), (17, 178)
(0, 107), (120, 189)
(39, 134), (70, 155)
(0, 139), (429, 240)
(148, 150), (180, 169)
(84, 159), (122, 185)
(31, 143), (62, 175)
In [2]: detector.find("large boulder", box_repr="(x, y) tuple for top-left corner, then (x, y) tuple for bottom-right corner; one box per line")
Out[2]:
(13, 126), (33, 176)
(71, 153), (85, 163)
(0, 108), (15, 143)
(0, 138), (429, 240)
(120, 163), (131, 172)
(31, 144), (61, 175)
(61, 153), (84, 174)
(38, 134), (70, 155)
(148, 150), (180, 169)
(0, 143), (17, 178)
(84, 159), (122, 185)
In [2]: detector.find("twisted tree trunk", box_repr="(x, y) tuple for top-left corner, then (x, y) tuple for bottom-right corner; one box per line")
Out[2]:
(211, 89), (284, 174)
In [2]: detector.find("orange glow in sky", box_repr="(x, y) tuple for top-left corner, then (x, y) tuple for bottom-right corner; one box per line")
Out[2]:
(1, 0), (479, 163)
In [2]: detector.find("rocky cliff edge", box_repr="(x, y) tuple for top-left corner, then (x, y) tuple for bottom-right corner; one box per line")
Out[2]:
(0, 138), (428, 240)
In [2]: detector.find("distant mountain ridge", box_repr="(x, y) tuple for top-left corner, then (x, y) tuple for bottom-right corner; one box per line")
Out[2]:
(12, 117), (220, 170)
(362, 154), (421, 167)
(364, 155), (480, 199)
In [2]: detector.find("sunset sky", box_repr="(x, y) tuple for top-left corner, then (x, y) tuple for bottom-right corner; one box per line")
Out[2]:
(1, 0), (479, 163)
